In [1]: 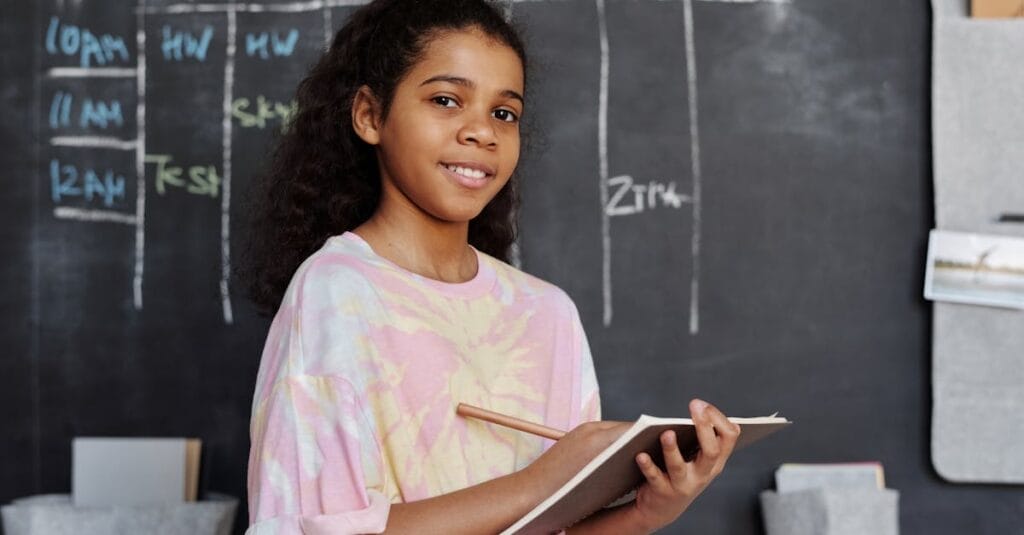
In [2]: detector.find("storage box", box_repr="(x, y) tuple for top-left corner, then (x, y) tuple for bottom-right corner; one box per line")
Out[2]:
(972, 0), (1024, 17)
(760, 488), (899, 535)
(1, 493), (236, 535)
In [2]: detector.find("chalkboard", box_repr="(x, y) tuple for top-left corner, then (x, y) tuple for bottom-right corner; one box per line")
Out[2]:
(3, 1), (1021, 534)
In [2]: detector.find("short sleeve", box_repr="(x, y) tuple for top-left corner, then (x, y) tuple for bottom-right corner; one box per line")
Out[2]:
(578, 328), (602, 423)
(568, 299), (602, 426)
(246, 374), (389, 535)
(559, 303), (600, 535)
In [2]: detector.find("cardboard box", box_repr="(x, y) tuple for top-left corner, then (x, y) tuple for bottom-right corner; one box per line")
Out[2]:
(972, 0), (1024, 18)
(72, 437), (201, 507)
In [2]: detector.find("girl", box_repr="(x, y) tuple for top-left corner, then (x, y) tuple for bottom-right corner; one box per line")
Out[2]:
(242, 1), (740, 533)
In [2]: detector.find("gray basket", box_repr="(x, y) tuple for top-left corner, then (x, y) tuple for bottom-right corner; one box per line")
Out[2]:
(1, 493), (237, 535)
(760, 488), (899, 535)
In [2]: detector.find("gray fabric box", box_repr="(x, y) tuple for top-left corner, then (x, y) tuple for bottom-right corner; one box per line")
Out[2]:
(1, 493), (237, 535)
(760, 489), (899, 535)
(930, 0), (1024, 483)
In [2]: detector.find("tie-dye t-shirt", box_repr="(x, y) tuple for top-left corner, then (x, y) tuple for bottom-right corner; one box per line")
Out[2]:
(246, 232), (602, 534)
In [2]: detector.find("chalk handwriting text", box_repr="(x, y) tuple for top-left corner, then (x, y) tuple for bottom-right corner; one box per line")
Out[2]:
(45, 16), (130, 68)
(144, 154), (221, 197)
(606, 175), (691, 217)
(50, 158), (127, 207)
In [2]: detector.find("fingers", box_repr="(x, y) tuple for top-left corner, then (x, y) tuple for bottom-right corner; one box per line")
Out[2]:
(690, 399), (741, 476)
(702, 402), (741, 456)
(712, 410), (741, 460)
(634, 431), (689, 494)
(636, 452), (673, 494)
(660, 430), (688, 482)
(691, 399), (719, 462)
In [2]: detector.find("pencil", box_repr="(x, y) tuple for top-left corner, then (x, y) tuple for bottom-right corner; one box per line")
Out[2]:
(456, 403), (567, 441)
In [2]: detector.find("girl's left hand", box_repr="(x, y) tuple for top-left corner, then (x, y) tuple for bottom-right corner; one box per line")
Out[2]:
(629, 398), (741, 533)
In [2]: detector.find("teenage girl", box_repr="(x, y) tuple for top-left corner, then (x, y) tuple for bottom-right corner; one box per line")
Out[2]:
(242, 1), (740, 533)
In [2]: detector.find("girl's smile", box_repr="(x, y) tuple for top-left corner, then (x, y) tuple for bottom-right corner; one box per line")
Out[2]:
(439, 161), (496, 190)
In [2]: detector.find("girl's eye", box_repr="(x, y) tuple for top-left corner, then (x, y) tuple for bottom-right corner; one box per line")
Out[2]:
(432, 96), (458, 108)
(493, 109), (519, 123)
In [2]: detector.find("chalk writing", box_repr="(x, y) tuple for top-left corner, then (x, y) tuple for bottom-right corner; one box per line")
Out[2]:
(50, 158), (127, 207)
(161, 25), (215, 62)
(144, 154), (220, 197)
(605, 175), (690, 217)
(44, 16), (130, 68)
(244, 29), (299, 59)
(48, 90), (124, 130)
(232, 96), (296, 131)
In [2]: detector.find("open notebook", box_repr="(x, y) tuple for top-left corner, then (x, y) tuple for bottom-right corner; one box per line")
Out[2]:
(502, 414), (790, 535)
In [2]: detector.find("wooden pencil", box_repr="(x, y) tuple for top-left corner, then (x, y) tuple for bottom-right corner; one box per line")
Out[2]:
(456, 402), (567, 441)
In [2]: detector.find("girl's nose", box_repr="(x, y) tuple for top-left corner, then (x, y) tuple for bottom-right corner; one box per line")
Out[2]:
(457, 113), (498, 148)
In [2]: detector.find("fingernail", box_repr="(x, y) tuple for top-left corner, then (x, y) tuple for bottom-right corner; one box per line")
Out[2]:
(663, 431), (676, 446)
(637, 453), (649, 465)
(692, 399), (708, 415)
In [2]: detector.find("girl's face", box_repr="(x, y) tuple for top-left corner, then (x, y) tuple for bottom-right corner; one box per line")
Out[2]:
(362, 28), (524, 225)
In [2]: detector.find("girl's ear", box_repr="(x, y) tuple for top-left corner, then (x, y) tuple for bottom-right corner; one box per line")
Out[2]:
(352, 85), (383, 145)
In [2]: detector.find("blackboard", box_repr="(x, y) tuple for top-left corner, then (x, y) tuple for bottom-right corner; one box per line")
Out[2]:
(3, 0), (1021, 533)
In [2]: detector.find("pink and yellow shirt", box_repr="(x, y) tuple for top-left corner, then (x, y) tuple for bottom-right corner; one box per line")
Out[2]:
(246, 232), (601, 534)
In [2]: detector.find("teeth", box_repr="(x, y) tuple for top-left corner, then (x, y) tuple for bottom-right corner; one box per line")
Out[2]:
(445, 164), (487, 180)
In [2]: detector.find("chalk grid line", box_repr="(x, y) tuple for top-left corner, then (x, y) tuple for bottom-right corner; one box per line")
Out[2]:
(217, 10), (236, 324)
(594, 0), (780, 333)
(49, 136), (138, 150)
(135, 4), (146, 310)
(48, 0), (780, 327)
(596, 0), (612, 327)
(31, 0), (44, 493)
(596, 0), (703, 333)
(139, 0), (788, 13)
(53, 207), (138, 225)
(682, 0), (701, 335)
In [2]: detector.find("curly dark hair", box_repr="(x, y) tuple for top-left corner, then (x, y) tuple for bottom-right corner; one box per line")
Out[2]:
(240, 0), (528, 314)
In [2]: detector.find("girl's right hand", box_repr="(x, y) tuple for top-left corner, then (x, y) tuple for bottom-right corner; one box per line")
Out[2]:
(518, 420), (634, 501)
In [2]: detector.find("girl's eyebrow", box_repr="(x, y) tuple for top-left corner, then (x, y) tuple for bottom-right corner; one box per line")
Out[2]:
(419, 74), (524, 105)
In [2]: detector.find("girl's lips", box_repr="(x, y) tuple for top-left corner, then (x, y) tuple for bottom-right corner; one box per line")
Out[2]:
(442, 160), (496, 176)
(439, 163), (492, 190)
